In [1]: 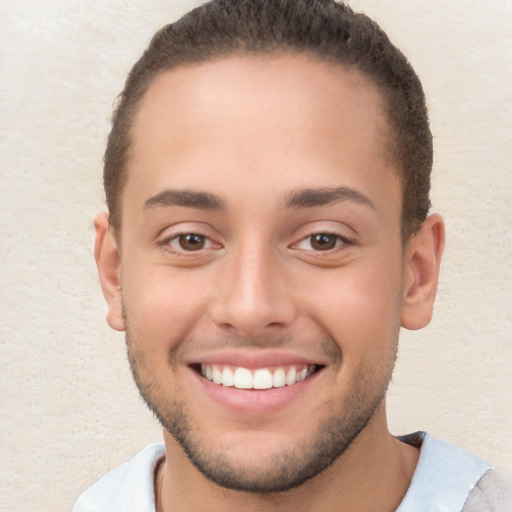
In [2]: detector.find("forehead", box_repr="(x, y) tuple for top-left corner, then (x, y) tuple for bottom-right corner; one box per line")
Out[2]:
(123, 53), (398, 220)
(131, 53), (390, 157)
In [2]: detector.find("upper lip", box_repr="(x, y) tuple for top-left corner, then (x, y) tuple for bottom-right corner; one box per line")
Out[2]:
(185, 349), (327, 369)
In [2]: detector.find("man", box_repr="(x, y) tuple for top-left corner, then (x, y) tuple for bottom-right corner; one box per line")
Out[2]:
(74, 0), (510, 510)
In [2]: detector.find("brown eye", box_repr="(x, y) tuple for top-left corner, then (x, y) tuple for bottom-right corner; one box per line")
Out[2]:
(310, 233), (338, 251)
(178, 234), (206, 251)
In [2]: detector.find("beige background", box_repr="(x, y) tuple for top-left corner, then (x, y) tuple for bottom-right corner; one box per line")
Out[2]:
(1, 1), (511, 510)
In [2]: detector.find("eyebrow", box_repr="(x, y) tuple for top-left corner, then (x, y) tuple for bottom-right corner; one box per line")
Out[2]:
(143, 186), (374, 213)
(284, 186), (376, 210)
(144, 189), (225, 211)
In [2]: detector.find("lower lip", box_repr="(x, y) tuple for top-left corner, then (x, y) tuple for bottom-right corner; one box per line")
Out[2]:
(189, 367), (321, 415)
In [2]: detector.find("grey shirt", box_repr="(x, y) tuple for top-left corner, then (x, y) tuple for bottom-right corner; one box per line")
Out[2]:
(463, 470), (512, 512)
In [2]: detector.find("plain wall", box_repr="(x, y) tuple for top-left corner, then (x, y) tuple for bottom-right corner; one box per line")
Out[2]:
(1, 1), (511, 510)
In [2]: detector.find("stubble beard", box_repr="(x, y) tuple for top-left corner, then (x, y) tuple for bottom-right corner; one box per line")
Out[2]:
(125, 328), (398, 494)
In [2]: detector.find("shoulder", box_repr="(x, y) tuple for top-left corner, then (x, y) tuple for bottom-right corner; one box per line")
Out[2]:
(463, 469), (512, 512)
(397, 432), (496, 512)
(72, 443), (165, 512)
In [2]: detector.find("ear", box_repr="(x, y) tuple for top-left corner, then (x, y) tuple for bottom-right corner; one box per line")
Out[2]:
(401, 213), (445, 330)
(94, 212), (125, 332)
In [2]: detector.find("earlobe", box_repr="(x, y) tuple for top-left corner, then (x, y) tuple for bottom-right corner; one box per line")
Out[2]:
(401, 214), (445, 330)
(94, 212), (125, 332)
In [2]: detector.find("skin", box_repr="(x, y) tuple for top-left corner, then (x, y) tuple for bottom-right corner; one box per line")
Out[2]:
(95, 54), (444, 511)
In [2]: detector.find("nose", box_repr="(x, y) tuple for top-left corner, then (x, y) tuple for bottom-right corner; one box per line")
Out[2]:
(210, 242), (297, 338)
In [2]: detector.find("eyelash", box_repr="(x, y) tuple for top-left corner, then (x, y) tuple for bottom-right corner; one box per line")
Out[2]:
(157, 230), (354, 256)
(292, 232), (354, 253)
(157, 232), (219, 255)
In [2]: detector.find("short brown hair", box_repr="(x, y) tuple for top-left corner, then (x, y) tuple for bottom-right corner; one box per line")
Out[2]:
(104, 0), (432, 239)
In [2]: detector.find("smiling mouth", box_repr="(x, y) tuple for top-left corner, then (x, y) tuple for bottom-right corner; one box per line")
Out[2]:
(193, 363), (321, 390)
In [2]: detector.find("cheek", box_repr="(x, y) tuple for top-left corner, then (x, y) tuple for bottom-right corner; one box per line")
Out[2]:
(300, 260), (404, 354)
(121, 263), (211, 352)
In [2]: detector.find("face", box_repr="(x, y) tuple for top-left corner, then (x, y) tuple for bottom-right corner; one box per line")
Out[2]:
(97, 54), (437, 493)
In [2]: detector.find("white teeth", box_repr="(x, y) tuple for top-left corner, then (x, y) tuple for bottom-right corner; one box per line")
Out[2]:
(272, 368), (286, 388)
(234, 367), (253, 389)
(253, 369), (273, 389)
(285, 367), (296, 386)
(200, 364), (316, 390)
(212, 366), (222, 385)
(222, 367), (234, 387)
(296, 368), (308, 382)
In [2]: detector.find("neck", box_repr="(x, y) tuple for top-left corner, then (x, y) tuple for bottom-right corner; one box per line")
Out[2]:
(156, 406), (419, 512)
